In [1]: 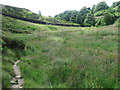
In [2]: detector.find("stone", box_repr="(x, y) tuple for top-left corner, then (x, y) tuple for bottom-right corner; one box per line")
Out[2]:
(10, 80), (17, 84)
(15, 75), (21, 79)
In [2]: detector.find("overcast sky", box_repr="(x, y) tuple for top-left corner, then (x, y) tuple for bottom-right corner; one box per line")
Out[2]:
(0, 0), (119, 17)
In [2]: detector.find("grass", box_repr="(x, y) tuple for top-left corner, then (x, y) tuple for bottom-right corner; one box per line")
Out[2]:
(2, 15), (119, 88)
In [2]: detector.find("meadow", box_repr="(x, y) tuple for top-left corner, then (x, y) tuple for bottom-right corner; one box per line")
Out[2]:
(2, 15), (119, 88)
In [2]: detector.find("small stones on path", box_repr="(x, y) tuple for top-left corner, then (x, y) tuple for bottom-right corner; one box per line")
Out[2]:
(10, 60), (24, 89)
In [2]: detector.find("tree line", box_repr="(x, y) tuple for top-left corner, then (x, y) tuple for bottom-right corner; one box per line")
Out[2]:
(1, 1), (120, 27)
(55, 1), (120, 27)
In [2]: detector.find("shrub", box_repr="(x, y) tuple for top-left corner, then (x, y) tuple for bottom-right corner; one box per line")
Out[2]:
(95, 13), (116, 26)
(103, 13), (116, 25)
(84, 13), (95, 27)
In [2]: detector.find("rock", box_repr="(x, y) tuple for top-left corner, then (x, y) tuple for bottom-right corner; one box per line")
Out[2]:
(10, 80), (17, 84)
(15, 75), (21, 79)
(18, 79), (24, 85)
(12, 85), (19, 88)
(19, 86), (23, 88)
(13, 78), (17, 81)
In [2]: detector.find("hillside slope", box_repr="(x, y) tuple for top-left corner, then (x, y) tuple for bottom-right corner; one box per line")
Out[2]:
(2, 15), (119, 88)
(1, 4), (79, 25)
(1, 4), (39, 20)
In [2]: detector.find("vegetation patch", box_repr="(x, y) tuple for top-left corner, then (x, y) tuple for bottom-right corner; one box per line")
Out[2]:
(1, 1), (119, 88)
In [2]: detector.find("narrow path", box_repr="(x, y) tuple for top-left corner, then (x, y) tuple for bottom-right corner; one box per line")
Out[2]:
(10, 60), (24, 89)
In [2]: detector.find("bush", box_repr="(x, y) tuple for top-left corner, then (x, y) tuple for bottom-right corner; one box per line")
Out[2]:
(95, 18), (104, 26)
(84, 13), (95, 27)
(94, 10), (108, 16)
(103, 13), (116, 25)
(95, 13), (116, 26)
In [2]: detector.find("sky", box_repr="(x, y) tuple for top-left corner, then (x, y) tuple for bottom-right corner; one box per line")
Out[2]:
(0, 0), (119, 17)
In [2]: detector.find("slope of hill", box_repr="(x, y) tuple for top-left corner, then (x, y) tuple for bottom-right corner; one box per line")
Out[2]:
(2, 14), (119, 88)
(1, 4), (39, 20)
(1, 4), (79, 26)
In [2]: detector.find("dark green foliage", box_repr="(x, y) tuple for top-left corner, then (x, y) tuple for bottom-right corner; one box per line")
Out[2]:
(62, 11), (71, 21)
(55, 10), (78, 23)
(111, 1), (120, 8)
(84, 13), (95, 26)
(103, 13), (116, 25)
(55, 1), (119, 26)
(94, 10), (107, 16)
(116, 5), (120, 18)
(93, 1), (109, 13)
(95, 17), (103, 26)
(76, 7), (91, 26)
(95, 13), (116, 26)
(39, 16), (78, 25)
(92, 5), (96, 13)
(69, 11), (78, 22)
(56, 7), (92, 26)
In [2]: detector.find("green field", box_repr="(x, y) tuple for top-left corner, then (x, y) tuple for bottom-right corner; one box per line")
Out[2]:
(2, 15), (119, 88)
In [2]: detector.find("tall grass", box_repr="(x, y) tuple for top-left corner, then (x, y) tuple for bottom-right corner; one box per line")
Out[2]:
(2, 15), (119, 88)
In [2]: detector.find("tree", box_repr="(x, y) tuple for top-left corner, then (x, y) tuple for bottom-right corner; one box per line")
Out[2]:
(84, 13), (95, 26)
(69, 10), (78, 22)
(38, 10), (41, 16)
(94, 1), (109, 13)
(103, 13), (116, 25)
(55, 10), (78, 23)
(38, 10), (41, 20)
(96, 13), (116, 26)
(76, 7), (91, 26)
(63, 11), (71, 21)
(92, 5), (96, 13)
(111, 1), (120, 8)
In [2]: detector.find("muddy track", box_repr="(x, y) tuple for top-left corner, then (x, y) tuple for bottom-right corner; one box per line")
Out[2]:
(10, 60), (24, 89)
